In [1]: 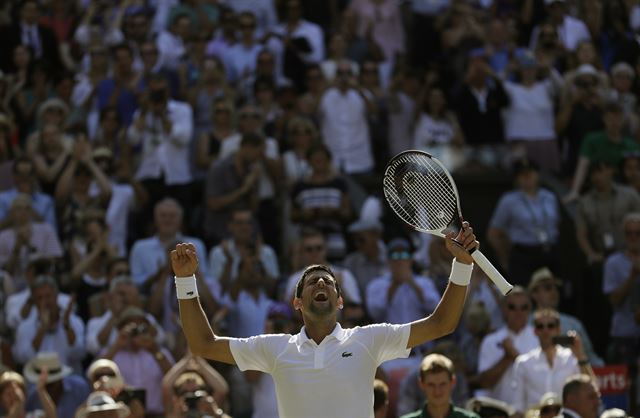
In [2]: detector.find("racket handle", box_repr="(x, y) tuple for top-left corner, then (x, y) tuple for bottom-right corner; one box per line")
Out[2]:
(470, 250), (514, 295)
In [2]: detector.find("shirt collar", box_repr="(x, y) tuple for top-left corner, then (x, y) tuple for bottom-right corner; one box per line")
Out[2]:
(421, 402), (456, 418)
(562, 407), (582, 418)
(295, 323), (347, 348)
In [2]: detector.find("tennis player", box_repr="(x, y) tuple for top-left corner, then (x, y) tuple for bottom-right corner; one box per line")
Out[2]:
(172, 222), (478, 418)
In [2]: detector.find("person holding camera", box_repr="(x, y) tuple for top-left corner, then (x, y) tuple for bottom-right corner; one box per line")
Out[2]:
(102, 307), (174, 417)
(509, 308), (595, 415)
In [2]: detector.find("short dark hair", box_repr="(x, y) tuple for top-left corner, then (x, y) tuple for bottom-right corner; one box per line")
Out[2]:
(294, 264), (341, 298)
(419, 353), (455, 380)
(562, 374), (593, 402)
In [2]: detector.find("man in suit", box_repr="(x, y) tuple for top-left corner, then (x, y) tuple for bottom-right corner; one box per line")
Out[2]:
(0, 0), (61, 72)
(560, 374), (601, 418)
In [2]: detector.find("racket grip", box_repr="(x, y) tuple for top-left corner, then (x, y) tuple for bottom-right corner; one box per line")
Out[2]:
(470, 250), (514, 295)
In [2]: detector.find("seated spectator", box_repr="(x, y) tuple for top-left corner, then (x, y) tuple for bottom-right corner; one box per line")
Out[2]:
(282, 116), (317, 186)
(0, 369), (56, 418)
(605, 62), (637, 137)
(96, 44), (140, 127)
(343, 219), (389, 300)
(475, 287), (538, 404)
(13, 276), (84, 373)
(511, 308), (594, 413)
(527, 267), (603, 365)
(194, 97), (237, 172)
(399, 353), (480, 418)
(373, 379), (389, 418)
(560, 374), (601, 418)
(366, 238), (439, 325)
(536, 392), (562, 418)
(207, 209), (278, 296)
(565, 102), (640, 203)
(0, 114), (16, 193)
(102, 307), (174, 416)
(0, 194), (62, 280)
(85, 276), (164, 358)
(284, 228), (361, 305)
(290, 143), (353, 260)
(488, 158), (561, 286)
(162, 354), (229, 416)
(75, 391), (130, 418)
(0, 156), (56, 231)
(23, 352), (90, 418)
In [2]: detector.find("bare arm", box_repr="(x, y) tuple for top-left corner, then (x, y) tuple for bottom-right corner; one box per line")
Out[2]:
(565, 156), (589, 202)
(172, 244), (236, 365)
(407, 225), (476, 348)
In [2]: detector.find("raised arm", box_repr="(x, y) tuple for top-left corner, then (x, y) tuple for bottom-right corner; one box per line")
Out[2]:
(172, 243), (236, 365)
(407, 223), (476, 348)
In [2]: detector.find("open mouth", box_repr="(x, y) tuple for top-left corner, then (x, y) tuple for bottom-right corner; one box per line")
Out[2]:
(313, 291), (328, 302)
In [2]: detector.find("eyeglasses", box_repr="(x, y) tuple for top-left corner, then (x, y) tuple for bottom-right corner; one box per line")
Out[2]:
(507, 303), (530, 311)
(540, 406), (561, 415)
(389, 251), (412, 261)
(534, 321), (558, 330)
(304, 245), (324, 253)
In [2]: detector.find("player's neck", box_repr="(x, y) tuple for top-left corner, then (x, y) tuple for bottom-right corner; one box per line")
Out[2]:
(304, 319), (338, 344)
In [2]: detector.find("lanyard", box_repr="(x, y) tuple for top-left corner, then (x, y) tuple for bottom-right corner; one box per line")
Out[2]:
(519, 191), (548, 230)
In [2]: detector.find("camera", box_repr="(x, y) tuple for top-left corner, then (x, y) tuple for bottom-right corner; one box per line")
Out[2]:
(183, 390), (208, 411)
(551, 335), (575, 347)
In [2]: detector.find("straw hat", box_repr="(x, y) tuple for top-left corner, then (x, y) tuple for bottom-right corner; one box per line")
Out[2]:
(23, 352), (72, 384)
(75, 391), (130, 418)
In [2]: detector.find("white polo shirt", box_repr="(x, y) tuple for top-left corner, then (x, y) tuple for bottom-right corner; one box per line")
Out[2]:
(230, 322), (411, 418)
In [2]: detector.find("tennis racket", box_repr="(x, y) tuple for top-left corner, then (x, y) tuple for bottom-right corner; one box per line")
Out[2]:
(383, 150), (513, 295)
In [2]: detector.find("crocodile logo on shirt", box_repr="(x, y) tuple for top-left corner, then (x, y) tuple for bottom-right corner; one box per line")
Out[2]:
(341, 351), (353, 358)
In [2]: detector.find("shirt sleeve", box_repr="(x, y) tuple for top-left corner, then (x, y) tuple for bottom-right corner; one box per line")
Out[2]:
(229, 334), (287, 373)
(477, 333), (503, 373)
(363, 323), (411, 365)
(511, 357), (527, 413)
(85, 316), (109, 356)
(489, 194), (512, 231)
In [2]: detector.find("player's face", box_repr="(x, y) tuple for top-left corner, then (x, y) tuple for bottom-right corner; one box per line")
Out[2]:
(298, 271), (341, 317)
(419, 371), (454, 407)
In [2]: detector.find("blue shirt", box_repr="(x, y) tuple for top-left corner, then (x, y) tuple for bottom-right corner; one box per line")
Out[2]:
(96, 78), (138, 126)
(489, 188), (560, 246)
(129, 235), (208, 288)
(603, 251), (640, 338)
(0, 189), (56, 231)
(26, 375), (90, 418)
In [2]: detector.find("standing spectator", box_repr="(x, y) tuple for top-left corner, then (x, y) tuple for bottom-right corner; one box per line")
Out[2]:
(96, 44), (140, 127)
(530, 0), (590, 52)
(399, 353), (480, 418)
(603, 212), (640, 367)
(559, 374), (601, 418)
(13, 276), (84, 373)
(223, 12), (262, 85)
(0, 194), (63, 280)
(366, 238), (439, 325)
(387, 69), (420, 159)
(127, 73), (194, 233)
(0, 0), (62, 73)
(188, 58), (232, 138)
(475, 287), (538, 404)
(528, 267), (603, 365)
(348, 0), (405, 66)
(321, 33), (359, 82)
(204, 132), (264, 245)
(488, 158), (561, 286)
(23, 353), (90, 418)
(194, 97), (237, 172)
(605, 62), (637, 137)
(281, 116), (316, 186)
(0, 156), (56, 230)
(223, 0), (277, 37)
(318, 60), (375, 179)
(156, 13), (191, 72)
(453, 51), (509, 149)
(26, 123), (71, 197)
(510, 308), (594, 413)
(344, 218), (389, 300)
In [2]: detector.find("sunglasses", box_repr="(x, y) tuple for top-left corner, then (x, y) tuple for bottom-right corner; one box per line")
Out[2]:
(540, 406), (561, 415)
(507, 303), (530, 311)
(304, 245), (324, 253)
(389, 251), (411, 260)
(534, 321), (558, 330)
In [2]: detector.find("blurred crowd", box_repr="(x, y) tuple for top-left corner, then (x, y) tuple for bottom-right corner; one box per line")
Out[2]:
(1, 0), (640, 417)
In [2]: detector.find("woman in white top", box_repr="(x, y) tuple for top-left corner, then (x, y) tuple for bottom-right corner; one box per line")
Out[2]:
(503, 51), (563, 174)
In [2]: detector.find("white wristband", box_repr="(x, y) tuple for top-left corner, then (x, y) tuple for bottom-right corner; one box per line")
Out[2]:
(449, 259), (473, 286)
(175, 275), (198, 299)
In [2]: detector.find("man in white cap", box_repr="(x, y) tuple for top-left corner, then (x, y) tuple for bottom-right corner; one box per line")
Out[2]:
(76, 391), (130, 418)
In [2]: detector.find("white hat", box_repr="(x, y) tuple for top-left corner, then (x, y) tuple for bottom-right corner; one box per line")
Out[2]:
(575, 64), (599, 78)
(86, 359), (122, 382)
(23, 352), (72, 384)
(465, 396), (515, 417)
(76, 391), (130, 418)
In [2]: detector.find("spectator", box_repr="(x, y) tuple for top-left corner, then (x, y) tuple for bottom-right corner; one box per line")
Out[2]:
(530, 0), (590, 52)
(621, 153), (640, 194)
(297, 64), (327, 117)
(85, 275), (164, 358)
(488, 158), (561, 286)
(290, 143), (352, 260)
(605, 62), (637, 136)
(205, 7), (238, 64)
(25, 122), (71, 197)
(348, 0), (405, 66)
(102, 307), (174, 416)
(387, 69), (420, 159)
(208, 208), (278, 296)
(566, 102), (640, 203)
(71, 46), (110, 135)
(90, 108), (128, 165)
(0, 114), (16, 192)
(366, 238), (439, 325)
(0, 194), (63, 281)
(536, 392), (562, 418)
(317, 60), (375, 178)
(399, 353), (480, 418)
(85, 358), (145, 418)
(284, 228), (361, 305)
(194, 97), (237, 172)
(223, 12), (262, 85)
(238, 49), (290, 104)
(156, 13), (191, 72)
(560, 374), (601, 418)
(0, 156), (56, 230)
(75, 391), (130, 418)
(475, 287), (538, 404)
(281, 116), (317, 186)
(373, 379), (389, 418)
(344, 218), (389, 300)
(223, 0), (277, 37)
(510, 308), (594, 413)
(204, 132), (264, 245)
(189, 58), (233, 138)
(96, 44), (140, 127)
(13, 276), (84, 373)
(528, 267), (603, 365)
(321, 33), (359, 82)
(127, 73), (194, 230)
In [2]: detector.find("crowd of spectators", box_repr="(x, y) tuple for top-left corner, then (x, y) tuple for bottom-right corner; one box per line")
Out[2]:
(1, 0), (640, 417)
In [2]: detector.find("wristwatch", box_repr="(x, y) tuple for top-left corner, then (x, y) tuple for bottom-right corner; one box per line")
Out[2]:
(154, 351), (164, 361)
